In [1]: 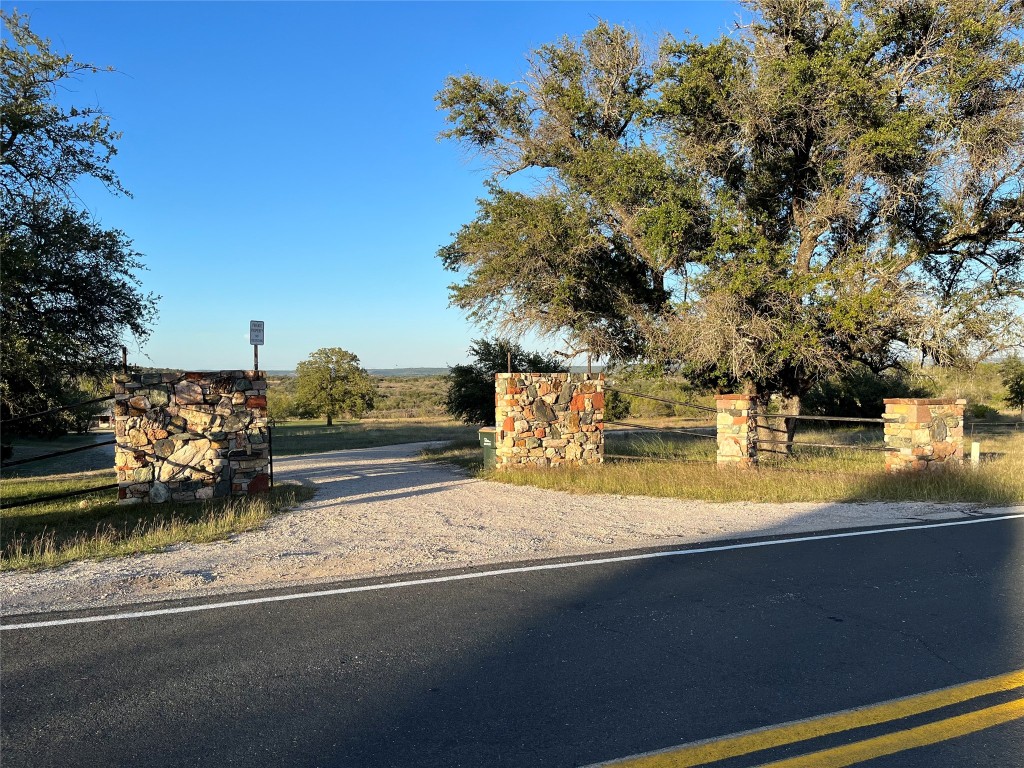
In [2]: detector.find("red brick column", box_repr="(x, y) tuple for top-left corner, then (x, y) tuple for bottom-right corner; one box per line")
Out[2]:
(716, 394), (757, 469)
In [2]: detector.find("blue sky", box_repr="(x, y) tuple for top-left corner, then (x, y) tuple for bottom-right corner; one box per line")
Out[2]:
(13, 1), (739, 371)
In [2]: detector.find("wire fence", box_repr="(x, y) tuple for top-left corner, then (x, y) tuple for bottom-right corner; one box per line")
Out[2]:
(602, 385), (896, 461)
(0, 439), (117, 469)
(757, 439), (888, 452)
(605, 419), (716, 440)
(604, 384), (1022, 474)
(1, 395), (114, 427)
(603, 387), (711, 465)
(758, 412), (887, 424)
(1, 395), (117, 509)
(3, 383), (277, 510)
(966, 421), (1023, 436)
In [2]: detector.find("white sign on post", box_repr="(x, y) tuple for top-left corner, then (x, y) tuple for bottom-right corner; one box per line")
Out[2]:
(250, 320), (265, 346)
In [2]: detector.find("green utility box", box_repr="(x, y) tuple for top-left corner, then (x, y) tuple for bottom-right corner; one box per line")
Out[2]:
(478, 427), (498, 470)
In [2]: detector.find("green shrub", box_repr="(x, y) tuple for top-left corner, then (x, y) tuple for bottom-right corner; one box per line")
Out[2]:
(803, 367), (932, 418)
(445, 339), (565, 425)
(605, 389), (632, 420)
(967, 403), (1000, 420)
(1001, 357), (1024, 415)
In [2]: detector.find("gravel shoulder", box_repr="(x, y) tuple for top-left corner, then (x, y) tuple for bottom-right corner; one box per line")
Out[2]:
(2, 442), (1016, 617)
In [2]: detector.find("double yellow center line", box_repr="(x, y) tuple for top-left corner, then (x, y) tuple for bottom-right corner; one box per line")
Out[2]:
(589, 668), (1024, 768)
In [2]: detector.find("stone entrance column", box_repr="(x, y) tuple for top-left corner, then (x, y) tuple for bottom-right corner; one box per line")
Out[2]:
(495, 373), (604, 469)
(114, 370), (270, 503)
(883, 398), (966, 472)
(716, 394), (757, 469)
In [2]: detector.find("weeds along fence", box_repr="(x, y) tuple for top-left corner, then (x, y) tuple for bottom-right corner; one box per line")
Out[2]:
(754, 411), (888, 454)
(0, 395), (118, 509)
(603, 387), (718, 464)
(967, 421), (1023, 438)
(603, 387), (892, 466)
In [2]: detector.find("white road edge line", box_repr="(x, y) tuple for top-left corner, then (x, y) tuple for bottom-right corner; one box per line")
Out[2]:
(3, 513), (1022, 632)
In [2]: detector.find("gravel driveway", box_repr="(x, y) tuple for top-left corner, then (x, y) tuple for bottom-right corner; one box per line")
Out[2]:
(1, 442), (1014, 616)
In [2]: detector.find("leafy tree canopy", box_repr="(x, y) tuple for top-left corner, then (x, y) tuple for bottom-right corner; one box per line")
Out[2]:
(294, 348), (376, 425)
(1, 11), (157, 433)
(444, 338), (566, 424)
(1001, 356), (1024, 413)
(437, 1), (1024, 404)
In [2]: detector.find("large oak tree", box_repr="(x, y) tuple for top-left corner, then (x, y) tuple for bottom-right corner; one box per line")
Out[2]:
(436, 0), (1024, 436)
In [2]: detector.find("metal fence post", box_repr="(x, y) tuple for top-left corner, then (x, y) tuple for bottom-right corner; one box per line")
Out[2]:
(268, 418), (275, 489)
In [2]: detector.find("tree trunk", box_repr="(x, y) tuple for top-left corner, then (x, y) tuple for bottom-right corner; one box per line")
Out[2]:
(755, 412), (788, 457)
(326, 413), (333, 427)
(784, 395), (800, 452)
(755, 395), (801, 458)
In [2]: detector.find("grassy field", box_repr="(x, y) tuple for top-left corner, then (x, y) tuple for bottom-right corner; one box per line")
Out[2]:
(271, 417), (479, 456)
(0, 471), (315, 571)
(267, 374), (450, 421)
(372, 375), (448, 418)
(425, 424), (1024, 505)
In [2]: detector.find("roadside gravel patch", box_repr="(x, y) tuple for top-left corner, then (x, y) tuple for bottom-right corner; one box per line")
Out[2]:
(1, 442), (1013, 616)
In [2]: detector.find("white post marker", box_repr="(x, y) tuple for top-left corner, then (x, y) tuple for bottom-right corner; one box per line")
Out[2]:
(250, 320), (264, 372)
(971, 441), (981, 470)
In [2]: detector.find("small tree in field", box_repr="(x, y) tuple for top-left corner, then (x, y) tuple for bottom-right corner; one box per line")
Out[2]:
(294, 348), (375, 426)
(445, 338), (566, 424)
(1001, 357), (1024, 416)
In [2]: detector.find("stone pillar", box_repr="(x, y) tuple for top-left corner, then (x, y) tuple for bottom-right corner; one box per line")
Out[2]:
(495, 373), (604, 469)
(114, 370), (270, 504)
(883, 398), (966, 472)
(716, 394), (757, 469)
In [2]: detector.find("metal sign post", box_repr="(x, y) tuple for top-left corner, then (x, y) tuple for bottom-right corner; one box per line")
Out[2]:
(250, 320), (265, 371)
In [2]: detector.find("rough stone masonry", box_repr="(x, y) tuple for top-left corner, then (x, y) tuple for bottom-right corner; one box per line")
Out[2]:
(883, 398), (965, 472)
(715, 394), (758, 469)
(495, 373), (604, 469)
(114, 370), (270, 504)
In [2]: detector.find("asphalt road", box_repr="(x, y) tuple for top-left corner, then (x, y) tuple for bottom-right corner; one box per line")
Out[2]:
(2, 516), (1023, 767)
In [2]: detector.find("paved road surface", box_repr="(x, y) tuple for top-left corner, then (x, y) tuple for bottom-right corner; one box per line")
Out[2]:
(2, 515), (1022, 767)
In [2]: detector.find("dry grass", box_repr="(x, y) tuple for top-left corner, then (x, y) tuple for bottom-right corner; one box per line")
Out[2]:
(426, 428), (1023, 505)
(1, 474), (315, 571)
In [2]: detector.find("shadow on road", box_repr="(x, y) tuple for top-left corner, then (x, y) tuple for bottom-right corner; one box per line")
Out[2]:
(3, 470), (1022, 768)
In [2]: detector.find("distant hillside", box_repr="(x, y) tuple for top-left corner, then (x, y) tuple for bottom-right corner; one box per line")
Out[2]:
(369, 368), (449, 377)
(266, 366), (604, 378)
(369, 366), (605, 377)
